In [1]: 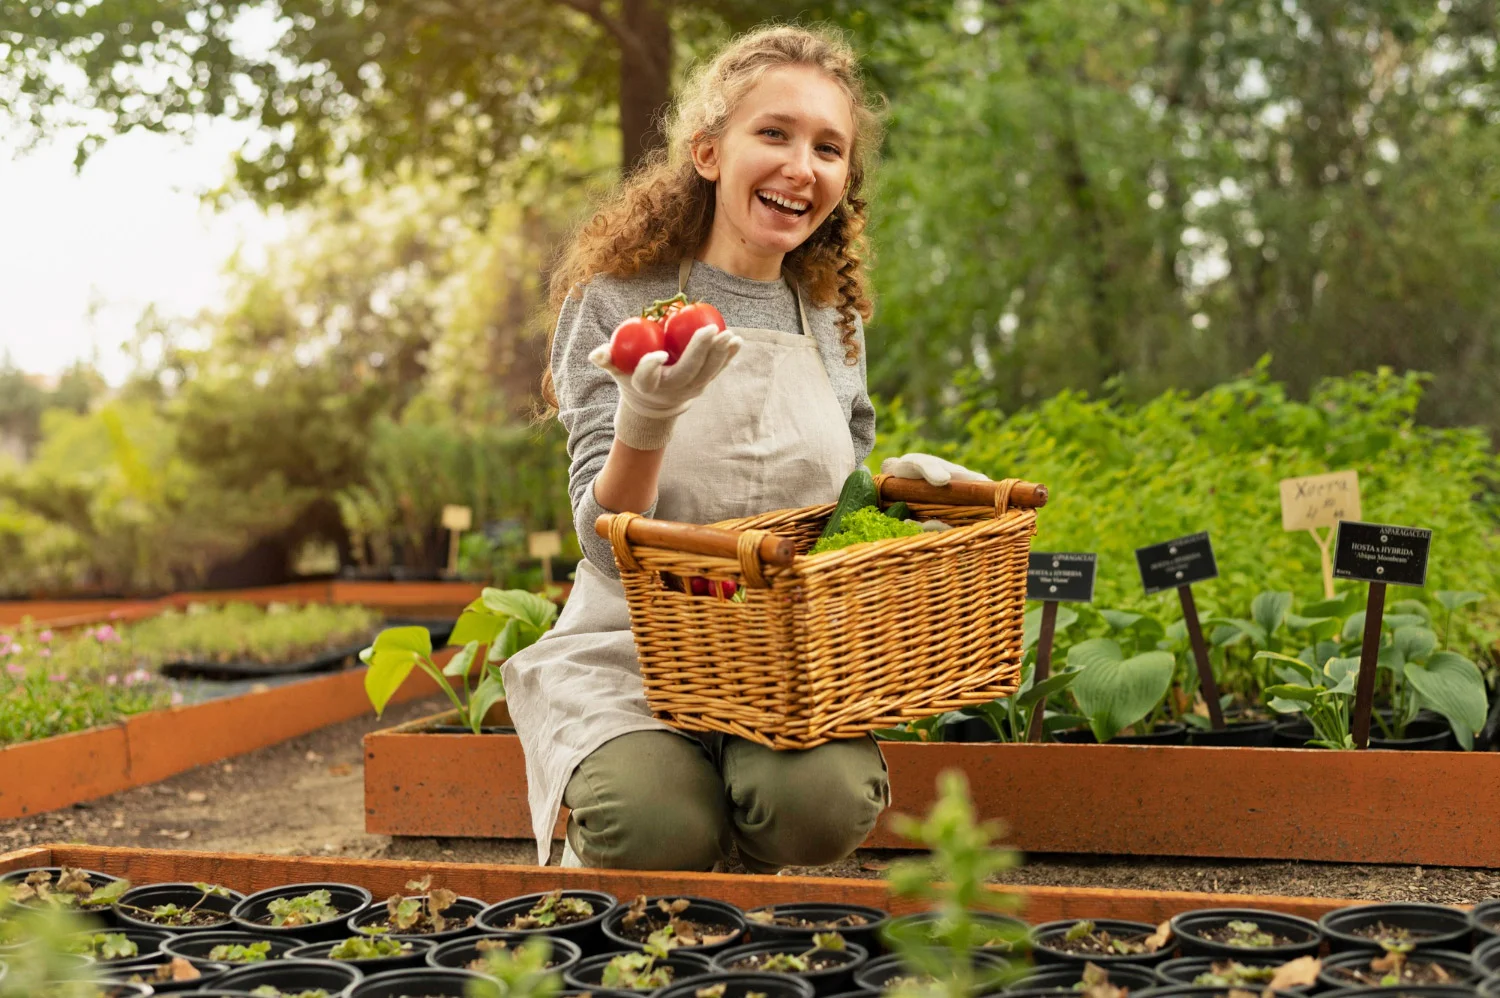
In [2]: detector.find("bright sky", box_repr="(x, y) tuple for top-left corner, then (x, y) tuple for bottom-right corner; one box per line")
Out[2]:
(0, 120), (286, 384)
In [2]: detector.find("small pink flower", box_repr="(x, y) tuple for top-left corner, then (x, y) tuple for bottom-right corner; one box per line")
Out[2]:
(5, 663), (24, 678)
(49, 673), (66, 683)
(109, 610), (122, 620)
(5, 644), (22, 656)
(170, 691), (184, 706)
(39, 649), (51, 659)
(38, 630), (53, 643)
(92, 625), (121, 644)
(123, 668), (151, 687)
(105, 674), (118, 686)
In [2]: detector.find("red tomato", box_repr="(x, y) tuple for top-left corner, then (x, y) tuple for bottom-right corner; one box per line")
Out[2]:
(609, 316), (665, 374)
(662, 301), (726, 364)
(689, 576), (711, 596)
(717, 580), (738, 599)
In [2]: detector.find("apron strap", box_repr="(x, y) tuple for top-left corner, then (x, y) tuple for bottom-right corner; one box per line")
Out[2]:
(679, 258), (808, 337)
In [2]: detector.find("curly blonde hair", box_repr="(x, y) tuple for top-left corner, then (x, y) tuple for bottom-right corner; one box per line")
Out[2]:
(540, 22), (885, 410)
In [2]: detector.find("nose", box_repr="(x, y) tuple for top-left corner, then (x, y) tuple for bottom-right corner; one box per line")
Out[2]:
(781, 142), (816, 187)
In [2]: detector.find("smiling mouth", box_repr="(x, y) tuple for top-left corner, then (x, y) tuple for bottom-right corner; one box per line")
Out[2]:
(756, 190), (810, 217)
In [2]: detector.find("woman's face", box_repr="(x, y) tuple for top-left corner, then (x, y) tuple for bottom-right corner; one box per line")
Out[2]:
(693, 65), (855, 267)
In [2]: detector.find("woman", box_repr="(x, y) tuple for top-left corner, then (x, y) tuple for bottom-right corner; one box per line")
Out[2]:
(504, 23), (989, 871)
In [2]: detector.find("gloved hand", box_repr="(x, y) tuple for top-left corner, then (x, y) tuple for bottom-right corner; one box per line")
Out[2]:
(880, 453), (990, 488)
(589, 324), (742, 450)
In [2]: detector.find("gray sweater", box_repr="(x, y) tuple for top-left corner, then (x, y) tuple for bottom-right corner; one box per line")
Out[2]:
(552, 259), (877, 578)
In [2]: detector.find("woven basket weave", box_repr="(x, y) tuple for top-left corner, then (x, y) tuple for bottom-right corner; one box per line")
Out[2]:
(601, 474), (1044, 749)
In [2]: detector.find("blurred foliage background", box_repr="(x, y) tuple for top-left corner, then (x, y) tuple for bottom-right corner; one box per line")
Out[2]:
(1, 1), (1497, 652)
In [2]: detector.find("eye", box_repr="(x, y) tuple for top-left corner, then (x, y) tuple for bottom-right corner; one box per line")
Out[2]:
(818, 144), (843, 157)
(759, 127), (785, 139)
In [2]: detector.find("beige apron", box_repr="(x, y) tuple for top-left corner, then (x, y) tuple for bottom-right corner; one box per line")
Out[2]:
(503, 259), (859, 863)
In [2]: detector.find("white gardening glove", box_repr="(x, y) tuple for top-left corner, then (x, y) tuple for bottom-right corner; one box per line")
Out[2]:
(589, 324), (742, 450)
(880, 452), (990, 488)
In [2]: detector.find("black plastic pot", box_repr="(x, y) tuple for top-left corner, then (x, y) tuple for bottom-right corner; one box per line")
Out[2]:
(427, 933), (582, 977)
(600, 895), (746, 956)
(1134, 987), (1305, 998)
(1273, 719), (1317, 747)
(160, 930), (300, 964)
(477, 889), (617, 952)
(1479, 975), (1500, 998)
(1370, 716), (1457, 751)
(1030, 919), (1173, 967)
(216, 956), (364, 995)
(286, 935), (438, 973)
(852, 951), (1010, 992)
(1152, 955), (1310, 992)
(431, 724), (517, 734)
(823, 991), (878, 998)
(1319, 948), (1478, 990)
(1476, 937), (1500, 976)
(64, 926), (170, 966)
(230, 881), (374, 943)
(944, 717), (998, 742)
(1314, 987), (1475, 998)
(1319, 903), (1473, 954)
(0, 867), (125, 925)
(1005, 962), (1160, 992)
(1170, 908), (1323, 959)
(1186, 719), (1278, 747)
(350, 966), (494, 997)
(657, 971), (817, 998)
(1473, 899), (1500, 942)
(883, 911), (1030, 956)
(105, 956), (229, 994)
(1053, 723), (1188, 745)
(113, 881), (246, 934)
(348, 894), (486, 943)
(745, 903), (890, 956)
(712, 939), (868, 996)
(565, 949), (715, 991)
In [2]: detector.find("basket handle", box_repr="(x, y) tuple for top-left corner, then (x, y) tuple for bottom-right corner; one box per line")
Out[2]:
(874, 475), (1048, 511)
(594, 512), (796, 575)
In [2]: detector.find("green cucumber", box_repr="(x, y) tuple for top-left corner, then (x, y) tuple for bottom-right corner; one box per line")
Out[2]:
(884, 501), (911, 521)
(821, 468), (879, 539)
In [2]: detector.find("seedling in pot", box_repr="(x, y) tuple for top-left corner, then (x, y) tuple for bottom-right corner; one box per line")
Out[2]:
(1323, 940), (1470, 988)
(746, 910), (870, 931)
(1052, 920), (1171, 958)
(510, 890), (596, 930)
(209, 940), (273, 962)
(1210, 920), (1289, 949)
(264, 889), (341, 927)
(1348, 922), (1433, 948)
(117, 882), (236, 928)
(328, 933), (414, 960)
(604, 944), (679, 989)
(117, 956), (208, 986)
(9, 868), (129, 911)
(617, 897), (739, 950)
(364, 876), (467, 936)
(64, 932), (139, 961)
(722, 933), (848, 974)
(471, 936), (565, 998)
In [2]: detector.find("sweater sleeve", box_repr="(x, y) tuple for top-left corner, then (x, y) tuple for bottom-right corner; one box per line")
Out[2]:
(552, 280), (657, 580)
(849, 313), (877, 468)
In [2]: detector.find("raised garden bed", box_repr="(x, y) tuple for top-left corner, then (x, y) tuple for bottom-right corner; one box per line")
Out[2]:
(364, 710), (1500, 868)
(0, 661), (454, 820)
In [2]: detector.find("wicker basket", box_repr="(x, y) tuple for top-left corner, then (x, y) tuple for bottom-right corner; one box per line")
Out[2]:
(596, 474), (1047, 749)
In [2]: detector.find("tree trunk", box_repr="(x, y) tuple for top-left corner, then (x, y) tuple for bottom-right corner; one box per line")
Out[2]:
(619, 0), (672, 174)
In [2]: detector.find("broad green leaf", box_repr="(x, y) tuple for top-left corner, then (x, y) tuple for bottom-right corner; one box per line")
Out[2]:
(1252, 591), (1293, 635)
(1210, 624), (1246, 648)
(481, 588), (560, 633)
(1099, 610), (1143, 632)
(1341, 612), (1366, 642)
(1434, 591), (1484, 613)
(1043, 713), (1089, 733)
(1265, 684), (1320, 704)
(1302, 594), (1356, 618)
(1284, 614), (1336, 643)
(1390, 599), (1431, 623)
(1072, 648), (1175, 744)
(1180, 713), (1212, 730)
(1376, 644), (1404, 672)
(1392, 625), (1438, 663)
(364, 626), (432, 715)
(442, 640), (479, 678)
(1405, 652), (1487, 751)
(467, 671), (507, 734)
(487, 619), (523, 663)
(1323, 657), (1361, 695)
(1164, 620), (1187, 642)
(1023, 605), (1078, 651)
(450, 603), (505, 647)
(1066, 637), (1123, 672)
(1016, 670), (1077, 710)
(1214, 618), (1268, 649)
(1254, 650), (1315, 684)
(1383, 613), (1427, 631)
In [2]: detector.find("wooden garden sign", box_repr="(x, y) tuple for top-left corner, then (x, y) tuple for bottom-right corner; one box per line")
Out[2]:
(1333, 520), (1433, 749)
(1135, 532), (1225, 730)
(528, 530), (562, 584)
(1024, 552), (1097, 741)
(442, 505), (473, 576)
(1279, 470), (1361, 598)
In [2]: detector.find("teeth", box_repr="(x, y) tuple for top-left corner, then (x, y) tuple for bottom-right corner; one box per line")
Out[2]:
(758, 190), (809, 212)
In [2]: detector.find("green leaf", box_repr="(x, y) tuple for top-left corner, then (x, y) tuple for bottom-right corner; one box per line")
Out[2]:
(1323, 657), (1361, 695)
(1253, 650), (1315, 684)
(489, 618), (524, 662)
(1023, 605), (1077, 651)
(1342, 612), (1367, 642)
(1070, 641), (1175, 744)
(1251, 591), (1292, 635)
(1214, 618), (1268, 649)
(1434, 591), (1484, 613)
(1264, 684), (1320, 704)
(1405, 652), (1487, 751)
(468, 671), (507, 735)
(442, 640), (479, 678)
(1302, 594), (1357, 618)
(1390, 599), (1431, 623)
(450, 602), (506, 647)
(1043, 713), (1089, 733)
(364, 626), (433, 716)
(481, 588), (560, 633)
(1392, 625), (1438, 663)
(358, 645), (374, 665)
(1284, 613), (1333, 632)
(1016, 670), (1077, 710)
(1099, 610), (1143, 631)
(1384, 613), (1428, 631)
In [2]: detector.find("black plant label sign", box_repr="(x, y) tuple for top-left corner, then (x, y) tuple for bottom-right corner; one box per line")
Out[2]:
(1135, 532), (1218, 595)
(1333, 521), (1431, 588)
(1028, 552), (1098, 603)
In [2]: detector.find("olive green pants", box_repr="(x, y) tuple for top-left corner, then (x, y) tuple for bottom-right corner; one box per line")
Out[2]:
(562, 730), (888, 872)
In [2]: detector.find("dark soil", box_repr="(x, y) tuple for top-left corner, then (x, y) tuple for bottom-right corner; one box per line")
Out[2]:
(1348, 922), (1436, 945)
(2, 695), (1498, 904)
(501, 892), (598, 929)
(616, 913), (738, 947)
(1200, 922), (1296, 948)
(116, 904), (230, 928)
(1045, 925), (1156, 956)
(468, 937), (570, 970)
(752, 913), (871, 930)
(725, 952), (843, 972)
(1327, 959), (1464, 987)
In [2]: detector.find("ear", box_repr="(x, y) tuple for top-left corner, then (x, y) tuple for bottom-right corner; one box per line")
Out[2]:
(690, 132), (721, 183)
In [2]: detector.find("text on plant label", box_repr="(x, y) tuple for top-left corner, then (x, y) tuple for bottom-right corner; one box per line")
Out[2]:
(1135, 532), (1219, 595)
(1332, 521), (1432, 587)
(1027, 552), (1098, 603)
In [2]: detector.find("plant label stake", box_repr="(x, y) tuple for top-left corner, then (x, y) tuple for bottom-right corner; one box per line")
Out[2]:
(1024, 552), (1098, 741)
(441, 505), (473, 576)
(1279, 470), (1361, 599)
(1135, 532), (1224, 729)
(528, 530), (562, 585)
(1333, 520), (1432, 748)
